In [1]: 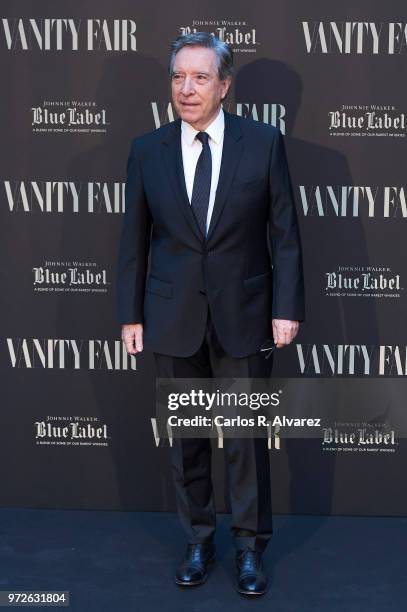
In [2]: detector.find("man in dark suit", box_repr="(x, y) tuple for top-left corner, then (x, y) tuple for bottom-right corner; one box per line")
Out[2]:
(117, 32), (304, 596)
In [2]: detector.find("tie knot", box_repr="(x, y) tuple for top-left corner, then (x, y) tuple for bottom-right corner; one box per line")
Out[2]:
(196, 131), (209, 146)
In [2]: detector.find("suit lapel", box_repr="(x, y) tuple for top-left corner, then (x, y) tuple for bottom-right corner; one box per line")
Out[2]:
(161, 110), (244, 244)
(161, 119), (202, 242)
(206, 110), (244, 242)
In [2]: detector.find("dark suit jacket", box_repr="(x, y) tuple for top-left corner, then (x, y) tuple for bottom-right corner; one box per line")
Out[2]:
(116, 110), (305, 358)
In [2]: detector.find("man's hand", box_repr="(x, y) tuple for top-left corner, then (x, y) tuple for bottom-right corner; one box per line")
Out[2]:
(121, 323), (144, 355)
(272, 319), (299, 348)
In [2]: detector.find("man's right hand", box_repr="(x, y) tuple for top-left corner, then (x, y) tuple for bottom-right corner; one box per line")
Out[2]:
(121, 323), (144, 355)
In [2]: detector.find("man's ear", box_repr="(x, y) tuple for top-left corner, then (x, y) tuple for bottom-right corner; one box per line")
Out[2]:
(221, 77), (232, 100)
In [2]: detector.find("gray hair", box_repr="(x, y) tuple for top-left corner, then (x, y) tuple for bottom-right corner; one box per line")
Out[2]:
(169, 32), (234, 81)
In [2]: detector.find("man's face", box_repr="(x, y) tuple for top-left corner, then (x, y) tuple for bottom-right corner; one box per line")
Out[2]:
(171, 46), (231, 131)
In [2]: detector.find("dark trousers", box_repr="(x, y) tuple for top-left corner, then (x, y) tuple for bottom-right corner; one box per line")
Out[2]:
(153, 311), (274, 552)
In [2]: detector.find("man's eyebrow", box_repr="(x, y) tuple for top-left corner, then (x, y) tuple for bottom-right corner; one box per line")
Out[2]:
(172, 69), (211, 76)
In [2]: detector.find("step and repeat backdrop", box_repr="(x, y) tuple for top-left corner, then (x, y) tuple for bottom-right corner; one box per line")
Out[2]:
(1, 0), (406, 515)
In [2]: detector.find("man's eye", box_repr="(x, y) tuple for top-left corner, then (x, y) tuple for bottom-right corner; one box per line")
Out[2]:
(197, 75), (206, 81)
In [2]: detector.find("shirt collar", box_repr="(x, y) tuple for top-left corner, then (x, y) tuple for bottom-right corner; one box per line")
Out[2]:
(181, 106), (225, 146)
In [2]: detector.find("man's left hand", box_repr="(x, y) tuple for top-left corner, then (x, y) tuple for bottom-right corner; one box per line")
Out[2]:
(272, 319), (299, 348)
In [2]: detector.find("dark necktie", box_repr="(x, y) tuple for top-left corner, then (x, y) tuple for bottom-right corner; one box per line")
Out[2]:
(191, 131), (212, 238)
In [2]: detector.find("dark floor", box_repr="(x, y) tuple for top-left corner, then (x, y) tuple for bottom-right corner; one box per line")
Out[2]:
(0, 508), (405, 611)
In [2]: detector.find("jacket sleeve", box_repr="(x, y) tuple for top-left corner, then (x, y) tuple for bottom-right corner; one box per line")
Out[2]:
(116, 138), (152, 325)
(268, 128), (305, 322)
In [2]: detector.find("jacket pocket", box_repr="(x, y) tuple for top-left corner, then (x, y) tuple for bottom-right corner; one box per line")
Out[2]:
(145, 275), (173, 298)
(243, 270), (272, 294)
(234, 175), (266, 191)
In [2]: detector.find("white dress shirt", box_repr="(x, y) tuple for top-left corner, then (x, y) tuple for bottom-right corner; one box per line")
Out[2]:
(181, 106), (225, 234)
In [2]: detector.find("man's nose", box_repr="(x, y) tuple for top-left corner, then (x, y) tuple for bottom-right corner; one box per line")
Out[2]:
(181, 76), (195, 95)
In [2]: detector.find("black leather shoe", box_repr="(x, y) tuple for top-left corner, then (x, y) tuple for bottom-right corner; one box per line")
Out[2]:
(175, 542), (215, 586)
(236, 548), (268, 595)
